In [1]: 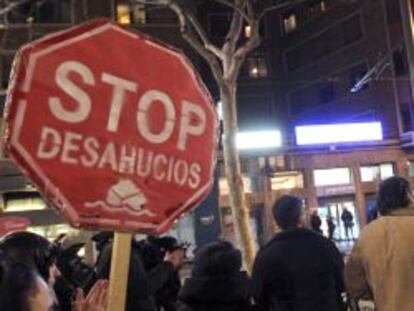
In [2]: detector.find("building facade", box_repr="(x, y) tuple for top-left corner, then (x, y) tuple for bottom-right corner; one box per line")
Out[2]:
(0, 0), (413, 247)
(214, 0), (414, 245)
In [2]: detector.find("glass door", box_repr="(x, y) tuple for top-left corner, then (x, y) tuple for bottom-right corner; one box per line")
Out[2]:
(318, 198), (360, 241)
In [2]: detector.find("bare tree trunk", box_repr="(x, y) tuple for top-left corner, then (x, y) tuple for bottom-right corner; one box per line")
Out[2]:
(220, 80), (256, 272)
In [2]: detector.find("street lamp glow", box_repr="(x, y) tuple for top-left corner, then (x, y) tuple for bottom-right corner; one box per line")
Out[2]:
(295, 122), (383, 145)
(236, 130), (282, 149)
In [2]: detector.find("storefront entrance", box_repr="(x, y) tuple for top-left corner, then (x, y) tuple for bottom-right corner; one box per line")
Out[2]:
(318, 197), (360, 241)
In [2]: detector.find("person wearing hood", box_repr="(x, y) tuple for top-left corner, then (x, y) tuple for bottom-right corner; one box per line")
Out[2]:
(178, 241), (252, 311)
(345, 176), (414, 311)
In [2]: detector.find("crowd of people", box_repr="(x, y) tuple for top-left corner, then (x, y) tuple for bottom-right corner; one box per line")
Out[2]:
(1, 175), (413, 311)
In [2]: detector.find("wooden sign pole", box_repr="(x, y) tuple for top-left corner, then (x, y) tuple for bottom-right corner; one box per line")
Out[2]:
(107, 231), (132, 311)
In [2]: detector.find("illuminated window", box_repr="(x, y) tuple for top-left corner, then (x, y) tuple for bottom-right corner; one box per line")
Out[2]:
(28, 224), (74, 241)
(314, 167), (352, 186)
(361, 163), (394, 182)
(4, 192), (47, 212)
(244, 25), (252, 37)
(132, 4), (146, 24)
(236, 130), (282, 150)
(219, 177), (252, 195)
(408, 161), (414, 177)
(295, 122), (383, 145)
(117, 4), (131, 25)
(283, 13), (297, 34)
(310, 1), (327, 17)
(247, 56), (268, 78)
(270, 171), (304, 190)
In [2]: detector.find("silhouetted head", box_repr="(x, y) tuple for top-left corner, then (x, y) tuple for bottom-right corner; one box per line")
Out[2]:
(272, 195), (304, 230)
(0, 261), (55, 311)
(192, 241), (242, 276)
(377, 176), (412, 215)
(0, 231), (58, 283)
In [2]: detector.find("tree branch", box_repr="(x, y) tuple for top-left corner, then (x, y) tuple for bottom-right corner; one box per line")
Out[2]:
(166, 2), (224, 84)
(214, 0), (251, 22)
(222, 18), (260, 81)
(0, 0), (32, 17)
(223, 0), (245, 55)
(135, 0), (225, 59)
(184, 9), (225, 59)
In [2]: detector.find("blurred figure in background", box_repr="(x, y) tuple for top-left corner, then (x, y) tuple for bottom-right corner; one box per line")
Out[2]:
(341, 208), (354, 240)
(310, 211), (323, 234)
(327, 216), (336, 240)
(148, 237), (187, 311)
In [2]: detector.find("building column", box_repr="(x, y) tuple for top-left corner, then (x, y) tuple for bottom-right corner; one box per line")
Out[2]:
(262, 174), (275, 242)
(304, 167), (318, 207)
(352, 164), (367, 227)
(396, 158), (409, 178)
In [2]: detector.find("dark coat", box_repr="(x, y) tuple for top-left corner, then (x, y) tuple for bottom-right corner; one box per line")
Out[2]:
(252, 228), (345, 311)
(95, 243), (156, 311)
(149, 262), (181, 311)
(178, 271), (252, 311)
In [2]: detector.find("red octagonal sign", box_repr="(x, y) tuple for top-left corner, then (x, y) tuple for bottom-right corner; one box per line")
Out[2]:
(4, 20), (218, 234)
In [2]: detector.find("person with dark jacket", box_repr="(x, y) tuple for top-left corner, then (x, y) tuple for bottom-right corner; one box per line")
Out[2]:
(95, 240), (156, 311)
(310, 211), (323, 234)
(149, 241), (186, 311)
(178, 241), (252, 311)
(252, 195), (345, 311)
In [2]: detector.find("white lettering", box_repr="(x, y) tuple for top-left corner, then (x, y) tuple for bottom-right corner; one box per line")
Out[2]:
(37, 127), (62, 159)
(174, 160), (188, 186)
(81, 137), (99, 167)
(119, 145), (137, 174)
(61, 131), (82, 165)
(188, 163), (201, 189)
(136, 149), (153, 177)
(48, 61), (95, 123)
(98, 142), (117, 171)
(178, 101), (206, 151)
(137, 90), (176, 144)
(101, 73), (138, 132)
(153, 154), (168, 181)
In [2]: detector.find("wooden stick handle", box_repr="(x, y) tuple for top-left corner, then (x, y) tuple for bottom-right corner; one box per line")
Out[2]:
(107, 231), (132, 311)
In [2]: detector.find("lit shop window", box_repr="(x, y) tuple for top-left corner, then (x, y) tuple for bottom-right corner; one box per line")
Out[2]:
(236, 130), (282, 150)
(309, 1), (327, 18)
(219, 177), (252, 195)
(247, 56), (268, 78)
(132, 4), (146, 24)
(360, 163), (394, 182)
(244, 25), (252, 38)
(28, 224), (74, 241)
(117, 3), (146, 25)
(408, 161), (414, 177)
(117, 4), (131, 24)
(4, 193), (47, 212)
(283, 13), (297, 34)
(270, 171), (304, 190)
(314, 167), (352, 186)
